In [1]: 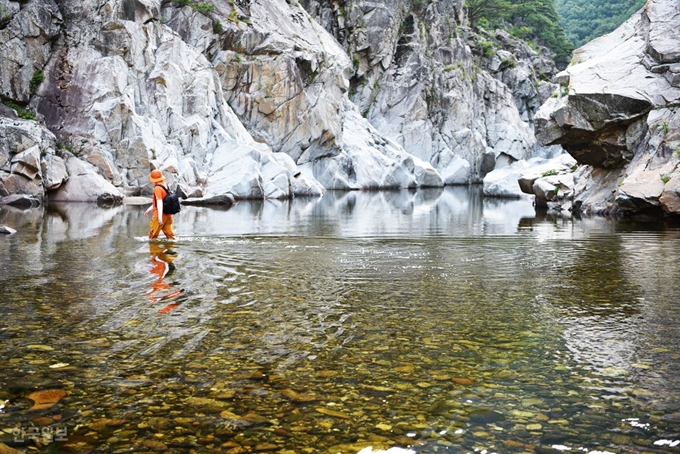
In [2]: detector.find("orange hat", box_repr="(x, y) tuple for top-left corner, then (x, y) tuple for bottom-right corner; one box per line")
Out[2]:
(150, 169), (165, 183)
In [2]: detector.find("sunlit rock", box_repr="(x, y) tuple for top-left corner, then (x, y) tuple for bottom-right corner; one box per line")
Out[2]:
(1, 0), (562, 201)
(29, 0), (328, 202)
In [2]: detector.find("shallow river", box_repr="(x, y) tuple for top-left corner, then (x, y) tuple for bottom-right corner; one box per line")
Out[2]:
(1, 187), (679, 454)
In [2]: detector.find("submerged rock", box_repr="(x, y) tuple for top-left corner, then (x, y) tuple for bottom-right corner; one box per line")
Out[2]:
(26, 388), (68, 411)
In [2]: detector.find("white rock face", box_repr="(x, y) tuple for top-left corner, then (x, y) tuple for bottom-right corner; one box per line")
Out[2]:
(297, 110), (442, 189)
(0, 0), (61, 102)
(301, 1), (558, 183)
(1, 0), (557, 204)
(534, 0), (680, 216)
(207, 0), (443, 190)
(37, 6), (318, 202)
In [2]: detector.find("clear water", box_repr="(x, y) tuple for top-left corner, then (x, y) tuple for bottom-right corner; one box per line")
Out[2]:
(1, 187), (679, 453)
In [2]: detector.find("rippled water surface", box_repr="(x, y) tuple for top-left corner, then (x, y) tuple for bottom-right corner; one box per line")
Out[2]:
(1, 187), (680, 453)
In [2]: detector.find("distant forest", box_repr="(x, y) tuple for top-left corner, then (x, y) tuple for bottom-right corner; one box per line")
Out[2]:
(555, 0), (646, 47)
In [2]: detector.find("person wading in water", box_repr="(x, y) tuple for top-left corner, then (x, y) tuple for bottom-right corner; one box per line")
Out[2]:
(144, 169), (176, 240)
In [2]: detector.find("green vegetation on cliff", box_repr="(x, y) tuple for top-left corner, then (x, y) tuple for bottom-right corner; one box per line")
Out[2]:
(555, 0), (645, 47)
(465, 0), (574, 68)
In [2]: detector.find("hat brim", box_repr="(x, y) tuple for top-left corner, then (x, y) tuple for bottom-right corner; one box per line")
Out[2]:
(150, 175), (165, 183)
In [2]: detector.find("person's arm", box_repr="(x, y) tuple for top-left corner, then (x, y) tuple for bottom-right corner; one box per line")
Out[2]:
(156, 196), (164, 223)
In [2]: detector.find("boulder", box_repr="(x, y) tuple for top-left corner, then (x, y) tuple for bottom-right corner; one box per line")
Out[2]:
(517, 153), (577, 195)
(486, 152), (576, 205)
(49, 154), (124, 205)
(10, 145), (42, 180)
(0, 194), (41, 208)
(42, 153), (68, 190)
(483, 158), (542, 199)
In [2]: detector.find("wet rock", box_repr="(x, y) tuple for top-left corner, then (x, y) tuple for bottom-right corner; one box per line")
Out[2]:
(185, 397), (232, 412)
(141, 439), (168, 450)
(281, 389), (319, 402)
(329, 442), (389, 453)
(26, 388), (67, 411)
(521, 398), (544, 407)
(30, 415), (54, 426)
(242, 412), (270, 425)
(394, 365), (415, 374)
(0, 442), (24, 454)
(89, 418), (126, 431)
(503, 439), (532, 450)
(219, 410), (252, 426)
(315, 407), (350, 419)
(428, 400), (457, 416)
(57, 434), (98, 453)
(253, 443), (280, 451)
(534, 446), (565, 454)
(468, 409), (505, 424)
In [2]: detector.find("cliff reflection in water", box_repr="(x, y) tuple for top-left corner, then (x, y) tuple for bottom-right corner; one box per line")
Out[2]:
(0, 186), (679, 453)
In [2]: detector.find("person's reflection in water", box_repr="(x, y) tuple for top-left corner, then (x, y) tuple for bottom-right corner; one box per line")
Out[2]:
(147, 242), (183, 314)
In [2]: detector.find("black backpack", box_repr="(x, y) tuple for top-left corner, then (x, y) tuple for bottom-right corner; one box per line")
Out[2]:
(156, 184), (181, 215)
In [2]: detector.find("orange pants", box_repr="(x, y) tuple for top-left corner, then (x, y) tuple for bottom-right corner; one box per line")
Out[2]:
(149, 215), (175, 239)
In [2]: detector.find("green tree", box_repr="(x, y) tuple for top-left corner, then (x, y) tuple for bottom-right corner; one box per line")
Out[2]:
(465, 0), (513, 29)
(510, 0), (574, 67)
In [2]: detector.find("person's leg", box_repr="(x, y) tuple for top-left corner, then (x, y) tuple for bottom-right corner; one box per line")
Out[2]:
(149, 216), (162, 239)
(162, 216), (175, 239)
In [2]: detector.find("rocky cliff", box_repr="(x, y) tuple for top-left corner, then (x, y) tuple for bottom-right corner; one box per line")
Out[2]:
(0, 0), (558, 206)
(534, 0), (680, 217)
